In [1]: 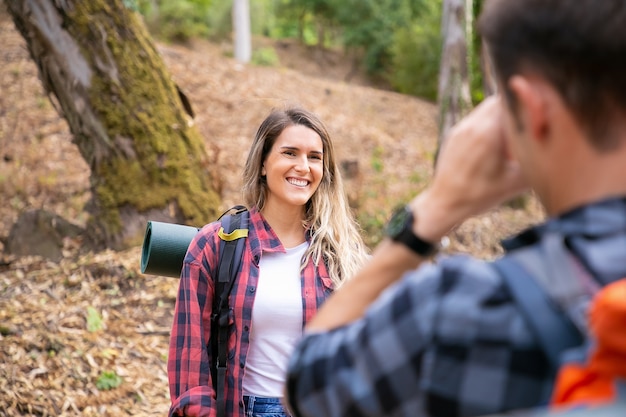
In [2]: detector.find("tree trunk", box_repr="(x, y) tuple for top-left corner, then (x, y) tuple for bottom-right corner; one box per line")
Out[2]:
(473, 0), (496, 98)
(232, 0), (251, 63)
(5, 0), (222, 250)
(436, 0), (473, 154)
(480, 39), (497, 97)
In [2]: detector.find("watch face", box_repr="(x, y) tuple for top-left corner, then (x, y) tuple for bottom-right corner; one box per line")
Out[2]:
(386, 206), (411, 238)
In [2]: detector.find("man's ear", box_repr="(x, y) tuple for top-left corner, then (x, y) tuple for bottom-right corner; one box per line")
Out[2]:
(508, 75), (549, 142)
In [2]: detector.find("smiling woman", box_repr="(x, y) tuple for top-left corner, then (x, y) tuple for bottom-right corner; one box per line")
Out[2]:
(261, 124), (324, 225)
(167, 107), (370, 417)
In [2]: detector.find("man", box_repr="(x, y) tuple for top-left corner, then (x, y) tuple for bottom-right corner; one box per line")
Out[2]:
(284, 0), (626, 416)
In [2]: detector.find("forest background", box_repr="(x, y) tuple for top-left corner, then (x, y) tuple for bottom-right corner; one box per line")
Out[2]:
(135, 0), (452, 101)
(0, 0), (544, 415)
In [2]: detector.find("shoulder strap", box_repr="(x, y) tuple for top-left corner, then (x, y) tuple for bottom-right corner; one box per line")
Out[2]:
(510, 233), (600, 335)
(215, 205), (249, 312)
(492, 257), (584, 373)
(212, 205), (249, 417)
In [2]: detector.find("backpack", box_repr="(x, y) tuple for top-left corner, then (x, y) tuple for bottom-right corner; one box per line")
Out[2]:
(140, 205), (249, 417)
(491, 232), (626, 413)
(211, 206), (249, 417)
(549, 278), (626, 410)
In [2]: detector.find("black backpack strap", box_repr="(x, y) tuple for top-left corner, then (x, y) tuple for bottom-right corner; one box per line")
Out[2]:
(212, 205), (249, 417)
(492, 257), (584, 373)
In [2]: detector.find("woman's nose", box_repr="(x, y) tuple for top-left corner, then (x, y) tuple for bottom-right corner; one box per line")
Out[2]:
(294, 156), (310, 173)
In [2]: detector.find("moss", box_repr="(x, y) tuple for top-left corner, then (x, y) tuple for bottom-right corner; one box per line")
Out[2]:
(60, 1), (220, 241)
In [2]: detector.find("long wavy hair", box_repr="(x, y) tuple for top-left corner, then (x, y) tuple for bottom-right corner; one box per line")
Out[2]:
(242, 107), (369, 287)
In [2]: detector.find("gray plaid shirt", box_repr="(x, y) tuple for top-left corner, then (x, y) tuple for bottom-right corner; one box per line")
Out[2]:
(285, 197), (626, 417)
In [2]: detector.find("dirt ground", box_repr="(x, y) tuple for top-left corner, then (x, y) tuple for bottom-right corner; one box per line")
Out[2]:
(0, 9), (545, 417)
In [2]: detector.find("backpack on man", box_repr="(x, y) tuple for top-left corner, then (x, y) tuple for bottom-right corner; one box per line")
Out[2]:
(491, 231), (626, 414)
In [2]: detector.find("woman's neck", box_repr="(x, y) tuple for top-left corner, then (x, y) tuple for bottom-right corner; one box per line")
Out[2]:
(260, 204), (307, 248)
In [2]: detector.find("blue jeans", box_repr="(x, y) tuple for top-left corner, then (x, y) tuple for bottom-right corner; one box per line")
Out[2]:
(243, 395), (291, 417)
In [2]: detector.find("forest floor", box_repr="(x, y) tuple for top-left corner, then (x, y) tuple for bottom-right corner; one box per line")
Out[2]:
(0, 9), (545, 417)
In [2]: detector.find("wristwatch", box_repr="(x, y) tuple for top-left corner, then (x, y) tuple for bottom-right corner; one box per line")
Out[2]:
(385, 205), (438, 257)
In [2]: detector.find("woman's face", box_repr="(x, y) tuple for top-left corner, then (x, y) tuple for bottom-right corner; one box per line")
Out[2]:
(262, 124), (324, 212)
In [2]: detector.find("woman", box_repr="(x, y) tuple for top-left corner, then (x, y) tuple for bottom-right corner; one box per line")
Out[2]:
(168, 107), (369, 417)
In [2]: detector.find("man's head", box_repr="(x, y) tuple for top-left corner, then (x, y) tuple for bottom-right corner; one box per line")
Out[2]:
(479, 0), (626, 151)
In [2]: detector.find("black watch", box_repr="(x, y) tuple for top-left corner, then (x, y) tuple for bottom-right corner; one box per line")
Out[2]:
(385, 205), (437, 257)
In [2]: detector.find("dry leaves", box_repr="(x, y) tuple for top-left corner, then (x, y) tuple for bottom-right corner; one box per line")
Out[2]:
(0, 248), (175, 416)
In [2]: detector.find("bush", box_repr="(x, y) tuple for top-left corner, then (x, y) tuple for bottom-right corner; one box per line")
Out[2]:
(252, 47), (280, 66)
(388, 13), (442, 101)
(205, 0), (233, 41)
(143, 0), (211, 43)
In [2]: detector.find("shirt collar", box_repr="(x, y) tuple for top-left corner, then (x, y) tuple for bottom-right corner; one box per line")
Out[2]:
(248, 206), (284, 252)
(502, 196), (626, 251)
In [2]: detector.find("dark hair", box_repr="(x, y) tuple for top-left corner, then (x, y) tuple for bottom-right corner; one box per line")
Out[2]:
(479, 0), (626, 150)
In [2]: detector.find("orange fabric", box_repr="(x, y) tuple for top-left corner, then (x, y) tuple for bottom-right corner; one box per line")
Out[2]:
(550, 279), (626, 409)
(551, 364), (615, 407)
(590, 279), (626, 355)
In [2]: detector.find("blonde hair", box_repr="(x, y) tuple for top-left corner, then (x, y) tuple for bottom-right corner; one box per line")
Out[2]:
(242, 107), (369, 287)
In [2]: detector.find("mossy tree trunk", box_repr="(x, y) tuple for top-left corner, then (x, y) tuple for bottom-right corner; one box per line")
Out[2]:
(5, 0), (221, 250)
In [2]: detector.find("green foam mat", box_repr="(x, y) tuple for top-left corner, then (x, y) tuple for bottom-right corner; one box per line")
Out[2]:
(140, 221), (200, 278)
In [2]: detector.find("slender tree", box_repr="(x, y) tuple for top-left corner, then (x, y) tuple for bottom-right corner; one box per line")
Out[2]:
(5, 0), (221, 250)
(436, 0), (472, 150)
(474, 0), (496, 98)
(232, 0), (251, 63)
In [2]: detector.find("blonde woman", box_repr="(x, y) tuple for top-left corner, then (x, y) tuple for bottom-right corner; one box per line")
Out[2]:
(168, 107), (369, 417)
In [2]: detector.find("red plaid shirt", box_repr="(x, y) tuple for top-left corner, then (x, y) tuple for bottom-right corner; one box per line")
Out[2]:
(168, 207), (333, 417)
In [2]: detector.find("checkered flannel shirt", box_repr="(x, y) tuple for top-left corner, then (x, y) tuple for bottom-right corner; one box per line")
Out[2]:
(285, 196), (626, 417)
(168, 207), (333, 417)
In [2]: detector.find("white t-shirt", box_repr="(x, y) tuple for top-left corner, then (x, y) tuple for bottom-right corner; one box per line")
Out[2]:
(242, 241), (308, 397)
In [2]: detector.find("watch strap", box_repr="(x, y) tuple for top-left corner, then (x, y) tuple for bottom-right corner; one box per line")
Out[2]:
(397, 224), (437, 257)
(389, 205), (438, 257)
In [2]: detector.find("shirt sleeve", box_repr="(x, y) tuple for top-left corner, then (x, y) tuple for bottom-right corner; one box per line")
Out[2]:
(284, 261), (445, 417)
(284, 254), (531, 417)
(168, 229), (219, 417)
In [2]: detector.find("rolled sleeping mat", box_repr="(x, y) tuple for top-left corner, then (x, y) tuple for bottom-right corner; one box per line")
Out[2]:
(140, 221), (201, 278)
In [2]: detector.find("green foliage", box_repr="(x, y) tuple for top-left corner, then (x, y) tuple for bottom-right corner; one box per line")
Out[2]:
(274, 0), (339, 45)
(388, 2), (442, 101)
(86, 306), (103, 332)
(96, 370), (123, 390)
(132, 0), (485, 103)
(252, 47), (280, 66)
(0, 325), (12, 336)
(357, 209), (388, 248)
(143, 0), (212, 43)
(370, 146), (385, 173)
(122, 0), (141, 12)
(134, 0), (158, 15)
(470, 0), (486, 104)
(334, 0), (406, 74)
(204, 0), (233, 41)
(277, 0), (439, 79)
(251, 0), (281, 37)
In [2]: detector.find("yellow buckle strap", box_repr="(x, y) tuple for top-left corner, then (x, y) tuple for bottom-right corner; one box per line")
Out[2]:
(218, 227), (248, 241)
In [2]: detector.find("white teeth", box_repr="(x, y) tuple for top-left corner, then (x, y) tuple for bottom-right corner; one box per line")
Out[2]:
(288, 178), (308, 187)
